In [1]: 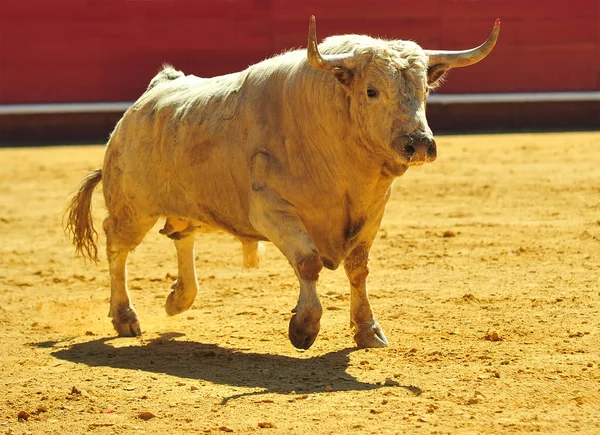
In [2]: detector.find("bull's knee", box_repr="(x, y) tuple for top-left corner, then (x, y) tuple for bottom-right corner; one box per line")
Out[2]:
(295, 254), (323, 281)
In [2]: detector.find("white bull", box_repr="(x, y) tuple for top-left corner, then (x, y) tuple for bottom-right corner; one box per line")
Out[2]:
(66, 17), (499, 349)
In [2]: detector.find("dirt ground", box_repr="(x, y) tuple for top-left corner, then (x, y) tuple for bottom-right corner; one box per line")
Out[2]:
(1, 131), (599, 434)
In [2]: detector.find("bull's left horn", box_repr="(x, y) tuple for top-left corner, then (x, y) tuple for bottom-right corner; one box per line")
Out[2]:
(307, 16), (355, 71)
(425, 19), (501, 68)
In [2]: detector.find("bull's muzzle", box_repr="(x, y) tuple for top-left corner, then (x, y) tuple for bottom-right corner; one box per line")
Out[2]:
(397, 133), (437, 166)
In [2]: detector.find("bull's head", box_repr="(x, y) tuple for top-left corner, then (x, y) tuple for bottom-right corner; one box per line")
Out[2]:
(307, 16), (500, 173)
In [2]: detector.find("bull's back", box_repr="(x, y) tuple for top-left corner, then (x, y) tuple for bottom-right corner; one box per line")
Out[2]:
(103, 72), (261, 238)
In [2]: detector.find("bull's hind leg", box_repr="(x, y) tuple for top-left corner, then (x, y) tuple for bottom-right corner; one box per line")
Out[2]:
(160, 218), (199, 315)
(104, 214), (158, 336)
(344, 243), (388, 348)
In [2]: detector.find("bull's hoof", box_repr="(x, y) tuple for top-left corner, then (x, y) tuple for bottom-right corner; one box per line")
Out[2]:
(354, 323), (389, 348)
(288, 313), (320, 349)
(165, 280), (196, 316)
(111, 306), (142, 337)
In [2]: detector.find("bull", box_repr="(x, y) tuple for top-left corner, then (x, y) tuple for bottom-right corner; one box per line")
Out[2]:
(65, 17), (499, 349)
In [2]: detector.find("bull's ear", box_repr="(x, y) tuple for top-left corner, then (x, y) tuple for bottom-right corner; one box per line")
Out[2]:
(332, 67), (354, 86)
(427, 64), (449, 87)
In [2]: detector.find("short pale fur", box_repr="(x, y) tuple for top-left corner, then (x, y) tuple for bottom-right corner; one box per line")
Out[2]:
(65, 22), (495, 349)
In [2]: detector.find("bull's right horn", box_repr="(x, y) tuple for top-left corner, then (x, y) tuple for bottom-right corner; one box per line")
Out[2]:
(307, 16), (355, 72)
(425, 19), (501, 68)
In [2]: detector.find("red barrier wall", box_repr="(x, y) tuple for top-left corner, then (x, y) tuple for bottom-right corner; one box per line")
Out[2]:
(1, 0), (599, 104)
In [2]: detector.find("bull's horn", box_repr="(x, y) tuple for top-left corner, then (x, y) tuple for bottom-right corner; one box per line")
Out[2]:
(307, 16), (355, 71)
(425, 19), (501, 68)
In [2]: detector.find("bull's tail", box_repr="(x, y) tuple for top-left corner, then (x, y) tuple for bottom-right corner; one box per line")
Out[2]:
(64, 168), (103, 263)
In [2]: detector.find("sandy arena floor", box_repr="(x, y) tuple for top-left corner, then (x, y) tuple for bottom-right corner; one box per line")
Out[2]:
(1, 131), (599, 434)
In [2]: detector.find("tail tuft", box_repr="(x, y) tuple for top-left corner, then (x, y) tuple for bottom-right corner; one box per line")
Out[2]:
(64, 169), (103, 263)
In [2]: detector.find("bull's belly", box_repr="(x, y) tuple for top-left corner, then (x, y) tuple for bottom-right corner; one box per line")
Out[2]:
(132, 182), (262, 241)
(123, 169), (263, 240)
(120, 168), (374, 267)
(160, 209), (266, 241)
(159, 207), (365, 271)
(158, 215), (265, 241)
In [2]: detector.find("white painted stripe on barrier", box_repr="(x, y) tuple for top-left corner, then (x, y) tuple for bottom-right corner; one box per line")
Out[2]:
(0, 102), (134, 115)
(0, 92), (599, 115)
(427, 91), (600, 105)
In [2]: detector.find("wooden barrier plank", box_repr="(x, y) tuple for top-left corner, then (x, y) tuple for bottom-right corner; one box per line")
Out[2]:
(271, 0), (441, 20)
(1, 0), (599, 103)
(440, 0), (598, 20)
(271, 18), (443, 53)
(441, 18), (598, 48)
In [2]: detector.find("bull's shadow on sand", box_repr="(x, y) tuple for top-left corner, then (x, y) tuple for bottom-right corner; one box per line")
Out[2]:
(41, 333), (421, 403)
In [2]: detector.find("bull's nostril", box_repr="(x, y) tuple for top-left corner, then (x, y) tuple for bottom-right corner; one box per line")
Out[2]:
(404, 145), (416, 158)
(428, 144), (437, 158)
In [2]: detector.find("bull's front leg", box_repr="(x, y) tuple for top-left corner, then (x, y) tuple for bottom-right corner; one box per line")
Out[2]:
(249, 190), (323, 350)
(289, 255), (323, 349)
(344, 243), (389, 348)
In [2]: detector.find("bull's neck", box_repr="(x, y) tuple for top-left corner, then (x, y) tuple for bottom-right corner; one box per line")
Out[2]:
(280, 67), (401, 189)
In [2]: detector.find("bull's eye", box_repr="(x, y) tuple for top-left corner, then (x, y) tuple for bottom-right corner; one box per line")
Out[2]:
(366, 88), (379, 99)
